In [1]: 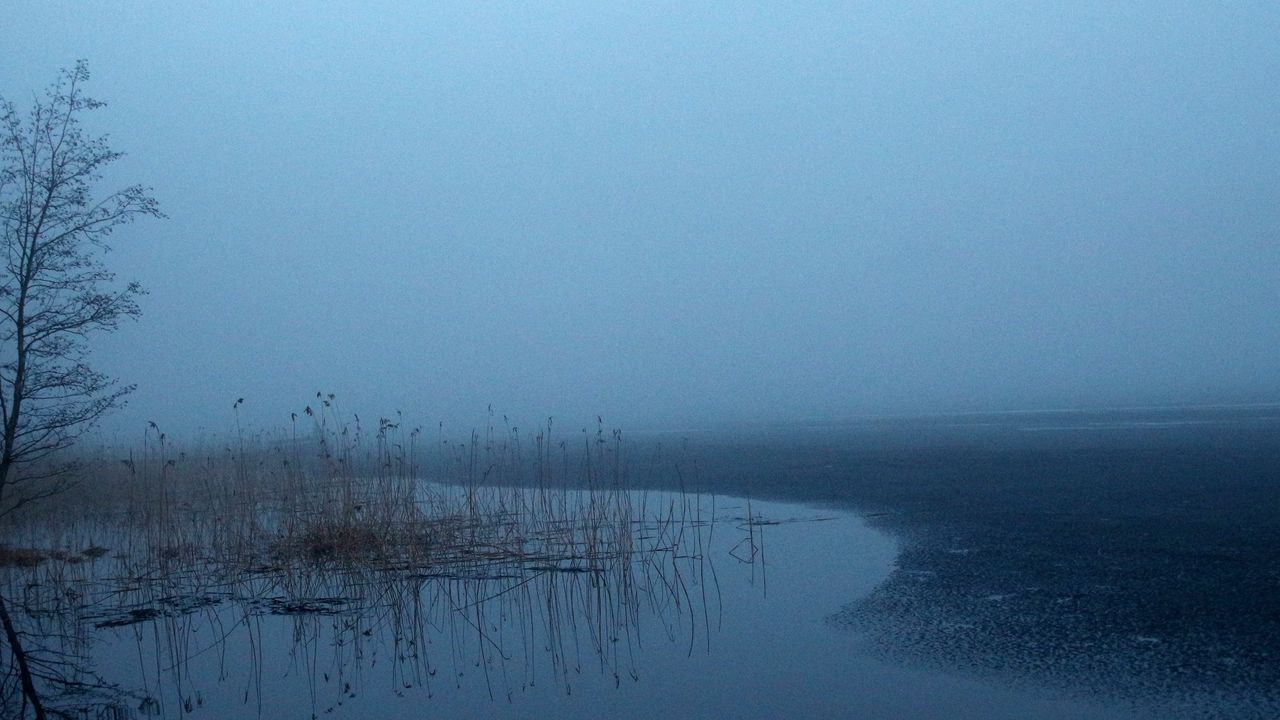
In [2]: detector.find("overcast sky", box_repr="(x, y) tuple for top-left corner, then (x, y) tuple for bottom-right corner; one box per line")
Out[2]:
(3, 2), (1279, 437)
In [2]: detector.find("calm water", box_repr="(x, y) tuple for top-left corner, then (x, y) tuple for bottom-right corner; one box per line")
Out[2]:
(645, 405), (1280, 718)
(2, 487), (1136, 719)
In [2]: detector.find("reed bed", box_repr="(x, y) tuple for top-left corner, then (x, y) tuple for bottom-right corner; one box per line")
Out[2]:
(0, 400), (722, 718)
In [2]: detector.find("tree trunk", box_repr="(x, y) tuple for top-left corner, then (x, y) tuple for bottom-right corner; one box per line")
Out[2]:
(0, 593), (46, 720)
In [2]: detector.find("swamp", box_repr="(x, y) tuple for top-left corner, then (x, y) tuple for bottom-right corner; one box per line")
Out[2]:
(5, 405), (1275, 718)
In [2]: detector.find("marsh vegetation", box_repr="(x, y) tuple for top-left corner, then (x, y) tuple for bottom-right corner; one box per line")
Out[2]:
(0, 402), (752, 718)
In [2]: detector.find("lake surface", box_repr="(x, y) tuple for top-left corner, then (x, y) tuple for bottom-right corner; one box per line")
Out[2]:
(6, 405), (1276, 718)
(3, 488), (1133, 719)
(632, 405), (1280, 718)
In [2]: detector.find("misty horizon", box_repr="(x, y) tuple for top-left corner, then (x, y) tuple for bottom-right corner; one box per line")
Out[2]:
(4, 2), (1278, 438)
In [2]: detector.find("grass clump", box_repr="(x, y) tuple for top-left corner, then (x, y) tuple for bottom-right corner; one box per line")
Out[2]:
(0, 546), (45, 568)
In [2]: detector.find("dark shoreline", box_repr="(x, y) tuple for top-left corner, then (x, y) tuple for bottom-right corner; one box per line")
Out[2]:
(633, 406), (1280, 717)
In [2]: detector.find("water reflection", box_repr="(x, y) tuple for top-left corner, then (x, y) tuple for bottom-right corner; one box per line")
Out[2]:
(0, 486), (761, 719)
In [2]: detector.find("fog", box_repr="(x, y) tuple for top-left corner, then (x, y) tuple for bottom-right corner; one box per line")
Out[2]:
(4, 2), (1279, 437)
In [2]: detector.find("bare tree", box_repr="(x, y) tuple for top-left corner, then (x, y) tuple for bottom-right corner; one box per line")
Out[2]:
(0, 61), (161, 516)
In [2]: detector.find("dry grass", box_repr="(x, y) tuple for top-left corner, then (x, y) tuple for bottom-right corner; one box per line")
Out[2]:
(0, 400), (724, 717)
